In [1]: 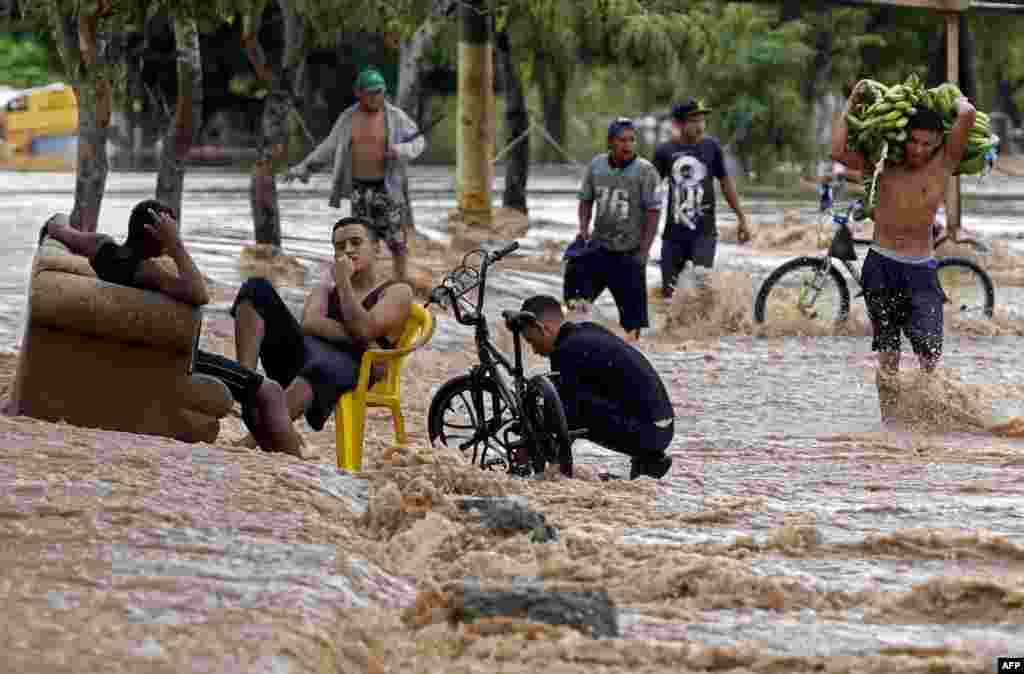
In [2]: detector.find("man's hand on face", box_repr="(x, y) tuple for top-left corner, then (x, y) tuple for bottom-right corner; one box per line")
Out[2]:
(146, 209), (180, 250)
(334, 252), (353, 282)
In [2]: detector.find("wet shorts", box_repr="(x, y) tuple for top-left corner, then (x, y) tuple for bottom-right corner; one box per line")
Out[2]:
(659, 232), (717, 297)
(351, 179), (406, 254)
(563, 246), (648, 331)
(861, 249), (946, 361)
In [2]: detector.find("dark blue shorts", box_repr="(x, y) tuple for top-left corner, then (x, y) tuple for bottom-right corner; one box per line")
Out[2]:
(563, 246), (648, 331)
(861, 249), (946, 361)
(660, 233), (717, 297)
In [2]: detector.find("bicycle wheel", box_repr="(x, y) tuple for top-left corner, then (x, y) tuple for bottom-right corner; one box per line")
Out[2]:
(754, 256), (851, 324)
(522, 375), (573, 477)
(936, 257), (995, 319)
(428, 374), (516, 470)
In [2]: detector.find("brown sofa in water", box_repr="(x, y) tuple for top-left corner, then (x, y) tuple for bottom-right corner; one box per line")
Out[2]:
(9, 237), (234, 443)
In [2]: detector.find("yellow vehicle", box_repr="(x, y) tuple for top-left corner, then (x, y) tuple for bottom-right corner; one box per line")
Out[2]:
(0, 83), (78, 171)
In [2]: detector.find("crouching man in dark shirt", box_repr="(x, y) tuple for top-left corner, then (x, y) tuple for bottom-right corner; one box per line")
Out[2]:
(519, 295), (675, 480)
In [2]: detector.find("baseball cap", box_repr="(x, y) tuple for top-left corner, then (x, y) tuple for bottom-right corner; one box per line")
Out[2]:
(672, 99), (712, 120)
(355, 68), (387, 93)
(607, 117), (635, 140)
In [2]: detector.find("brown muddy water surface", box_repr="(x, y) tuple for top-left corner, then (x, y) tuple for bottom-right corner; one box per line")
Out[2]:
(1, 167), (1024, 672)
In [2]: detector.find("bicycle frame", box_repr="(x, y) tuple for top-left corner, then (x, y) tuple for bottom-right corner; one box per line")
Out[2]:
(812, 183), (875, 293)
(427, 242), (545, 467)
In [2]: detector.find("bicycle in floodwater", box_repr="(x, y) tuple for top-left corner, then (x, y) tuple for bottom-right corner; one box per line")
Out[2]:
(753, 182), (995, 325)
(424, 242), (578, 478)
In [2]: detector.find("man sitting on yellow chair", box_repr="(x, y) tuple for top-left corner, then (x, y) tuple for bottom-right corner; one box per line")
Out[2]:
(231, 216), (412, 449)
(41, 207), (411, 458)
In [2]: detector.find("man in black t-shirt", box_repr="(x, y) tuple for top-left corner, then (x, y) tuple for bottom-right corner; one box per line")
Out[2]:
(519, 295), (675, 480)
(653, 99), (750, 298)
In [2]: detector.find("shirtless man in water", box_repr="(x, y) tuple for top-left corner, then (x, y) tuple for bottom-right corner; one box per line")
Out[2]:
(831, 80), (976, 418)
(285, 67), (423, 281)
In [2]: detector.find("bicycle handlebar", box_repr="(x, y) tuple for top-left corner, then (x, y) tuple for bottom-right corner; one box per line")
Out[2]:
(490, 241), (519, 262)
(425, 241), (520, 327)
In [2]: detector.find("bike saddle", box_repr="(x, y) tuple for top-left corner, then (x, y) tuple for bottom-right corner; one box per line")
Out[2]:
(829, 222), (858, 262)
(502, 310), (538, 332)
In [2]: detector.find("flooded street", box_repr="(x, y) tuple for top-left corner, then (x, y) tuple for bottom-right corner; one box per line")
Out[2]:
(2, 165), (1024, 669)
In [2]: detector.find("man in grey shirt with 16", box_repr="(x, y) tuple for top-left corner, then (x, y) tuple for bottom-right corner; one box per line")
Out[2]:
(564, 117), (662, 341)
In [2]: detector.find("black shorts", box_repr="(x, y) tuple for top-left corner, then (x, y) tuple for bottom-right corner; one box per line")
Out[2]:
(563, 246), (648, 331)
(193, 350), (264, 408)
(230, 277), (363, 431)
(659, 233), (717, 297)
(861, 249), (946, 361)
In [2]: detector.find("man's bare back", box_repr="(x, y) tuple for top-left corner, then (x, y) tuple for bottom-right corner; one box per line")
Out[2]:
(351, 108), (387, 180)
(872, 152), (950, 257)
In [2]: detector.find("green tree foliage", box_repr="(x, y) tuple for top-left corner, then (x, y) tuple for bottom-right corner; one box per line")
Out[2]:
(968, 12), (1024, 114)
(858, 7), (936, 86)
(0, 35), (60, 88)
(679, 3), (814, 172)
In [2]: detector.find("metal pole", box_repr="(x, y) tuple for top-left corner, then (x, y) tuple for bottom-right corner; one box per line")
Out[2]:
(456, 0), (494, 227)
(945, 11), (962, 241)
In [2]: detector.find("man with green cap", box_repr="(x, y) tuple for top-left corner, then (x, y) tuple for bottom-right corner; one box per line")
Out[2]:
(285, 67), (423, 280)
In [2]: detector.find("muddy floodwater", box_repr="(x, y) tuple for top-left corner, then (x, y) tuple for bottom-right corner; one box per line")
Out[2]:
(1, 166), (1024, 672)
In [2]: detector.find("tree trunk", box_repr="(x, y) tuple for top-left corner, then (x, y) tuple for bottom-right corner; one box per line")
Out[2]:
(155, 18), (202, 218)
(244, 0), (305, 249)
(497, 30), (528, 213)
(778, 0), (801, 23)
(996, 69), (1022, 127)
(455, 0), (495, 227)
(51, 7), (113, 233)
(397, 0), (454, 125)
(534, 49), (569, 164)
(927, 17), (977, 99)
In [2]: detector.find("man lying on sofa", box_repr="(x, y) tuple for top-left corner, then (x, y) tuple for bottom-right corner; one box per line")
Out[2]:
(34, 201), (308, 457)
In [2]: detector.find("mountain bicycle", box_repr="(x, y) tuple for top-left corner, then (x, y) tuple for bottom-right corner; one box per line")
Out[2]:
(425, 242), (577, 478)
(753, 182), (995, 324)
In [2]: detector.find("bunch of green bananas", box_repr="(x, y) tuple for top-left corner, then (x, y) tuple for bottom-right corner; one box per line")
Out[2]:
(845, 74), (999, 210)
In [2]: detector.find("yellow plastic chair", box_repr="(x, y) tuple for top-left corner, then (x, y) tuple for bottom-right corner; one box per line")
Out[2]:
(335, 302), (436, 471)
